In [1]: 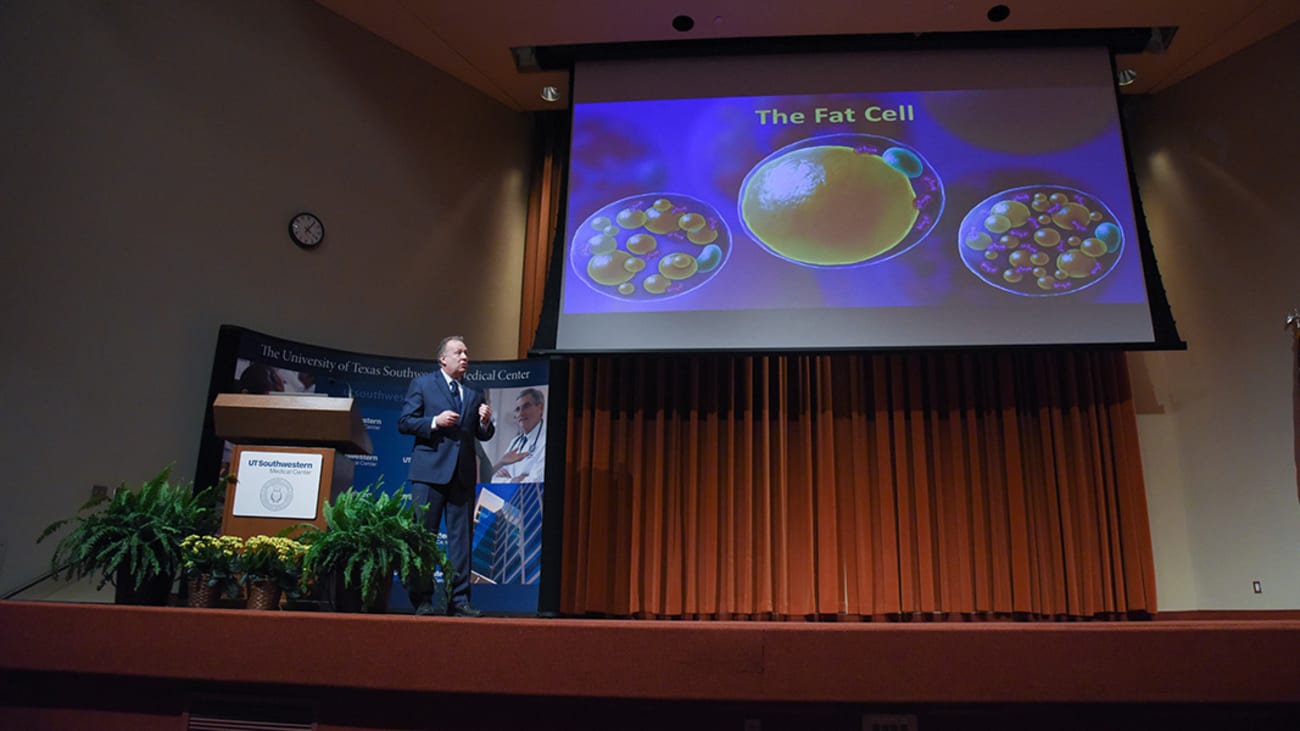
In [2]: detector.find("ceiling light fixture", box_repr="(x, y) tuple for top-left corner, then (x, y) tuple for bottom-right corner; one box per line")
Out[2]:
(1116, 69), (1138, 87)
(540, 86), (560, 102)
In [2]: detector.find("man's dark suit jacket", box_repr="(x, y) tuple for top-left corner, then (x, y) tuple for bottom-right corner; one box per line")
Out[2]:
(398, 372), (495, 485)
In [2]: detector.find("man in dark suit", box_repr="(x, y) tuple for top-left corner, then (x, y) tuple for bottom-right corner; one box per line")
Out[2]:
(398, 335), (494, 617)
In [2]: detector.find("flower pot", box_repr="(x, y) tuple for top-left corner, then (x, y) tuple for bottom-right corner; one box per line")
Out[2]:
(326, 573), (391, 613)
(186, 574), (221, 608)
(246, 580), (282, 610)
(114, 568), (173, 606)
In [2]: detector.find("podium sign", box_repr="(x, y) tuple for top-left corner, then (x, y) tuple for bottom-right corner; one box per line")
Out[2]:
(213, 394), (370, 538)
(231, 451), (323, 520)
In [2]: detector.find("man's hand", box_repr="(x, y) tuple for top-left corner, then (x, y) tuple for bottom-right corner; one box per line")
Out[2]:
(478, 402), (493, 425)
(434, 410), (460, 429)
(498, 448), (530, 466)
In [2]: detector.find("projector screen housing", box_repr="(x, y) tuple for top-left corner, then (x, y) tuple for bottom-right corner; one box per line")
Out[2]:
(538, 40), (1182, 354)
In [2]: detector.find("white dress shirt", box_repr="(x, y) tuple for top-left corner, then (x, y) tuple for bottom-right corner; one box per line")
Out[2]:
(492, 420), (546, 483)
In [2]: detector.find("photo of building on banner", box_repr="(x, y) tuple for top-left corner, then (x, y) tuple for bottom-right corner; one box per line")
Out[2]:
(200, 326), (550, 615)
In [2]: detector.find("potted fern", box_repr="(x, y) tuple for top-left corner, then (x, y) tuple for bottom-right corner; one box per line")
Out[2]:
(38, 466), (222, 605)
(298, 481), (450, 613)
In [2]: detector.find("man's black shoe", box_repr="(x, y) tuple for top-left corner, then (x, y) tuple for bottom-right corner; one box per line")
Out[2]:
(414, 601), (441, 617)
(450, 603), (483, 618)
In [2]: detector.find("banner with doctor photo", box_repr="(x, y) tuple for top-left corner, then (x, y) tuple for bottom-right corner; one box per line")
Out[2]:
(200, 326), (550, 615)
(465, 366), (549, 613)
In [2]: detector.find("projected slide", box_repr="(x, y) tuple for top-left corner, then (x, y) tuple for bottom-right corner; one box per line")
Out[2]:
(555, 48), (1160, 351)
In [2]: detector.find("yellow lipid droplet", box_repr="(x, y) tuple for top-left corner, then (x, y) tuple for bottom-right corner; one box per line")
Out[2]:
(588, 251), (636, 285)
(991, 200), (1031, 227)
(1051, 202), (1091, 231)
(1000, 234), (1020, 249)
(624, 256), (646, 273)
(688, 226), (719, 245)
(1003, 269), (1023, 283)
(643, 207), (678, 235)
(1029, 250), (1049, 267)
(626, 233), (657, 255)
(618, 282), (635, 295)
(659, 253), (698, 280)
(652, 199), (674, 212)
(616, 208), (647, 229)
(1008, 249), (1031, 268)
(1080, 238), (1107, 258)
(984, 214), (1011, 234)
(1034, 228), (1061, 248)
(588, 234), (617, 255)
(643, 274), (670, 294)
(591, 216), (612, 231)
(1037, 276), (1055, 290)
(965, 231), (993, 251)
(740, 145), (917, 266)
(678, 212), (707, 233)
(1056, 250), (1092, 278)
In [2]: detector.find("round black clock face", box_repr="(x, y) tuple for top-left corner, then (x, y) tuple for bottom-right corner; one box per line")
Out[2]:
(289, 212), (324, 248)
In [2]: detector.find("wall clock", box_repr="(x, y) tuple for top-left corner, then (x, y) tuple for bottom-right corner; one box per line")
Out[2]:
(288, 212), (324, 249)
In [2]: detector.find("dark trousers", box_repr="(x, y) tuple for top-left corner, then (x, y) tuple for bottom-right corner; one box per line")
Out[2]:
(409, 476), (473, 610)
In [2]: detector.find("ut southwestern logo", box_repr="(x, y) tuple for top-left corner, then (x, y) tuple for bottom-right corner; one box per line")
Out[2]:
(259, 477), (294, 513)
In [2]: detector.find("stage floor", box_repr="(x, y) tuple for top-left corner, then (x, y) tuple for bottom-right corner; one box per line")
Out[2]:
(2, 600), (1298, 705)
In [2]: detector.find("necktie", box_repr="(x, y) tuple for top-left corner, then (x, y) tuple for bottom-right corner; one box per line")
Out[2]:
(449, 380), (463, 412)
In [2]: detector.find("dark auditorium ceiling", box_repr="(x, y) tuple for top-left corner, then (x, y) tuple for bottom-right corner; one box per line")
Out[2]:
(314, 0), (1299, 111)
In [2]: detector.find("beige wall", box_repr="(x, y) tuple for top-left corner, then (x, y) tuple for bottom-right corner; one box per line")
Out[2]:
(0, 0), (531, 590)
(1129, 22), (1300, 609)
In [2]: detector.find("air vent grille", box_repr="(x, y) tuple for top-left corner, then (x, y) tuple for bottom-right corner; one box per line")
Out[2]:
(185, 696), (314, 731)
(863, 713), (917, 731)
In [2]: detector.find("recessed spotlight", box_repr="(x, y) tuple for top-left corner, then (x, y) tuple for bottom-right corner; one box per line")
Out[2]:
(672, 15), (695, 32)
(540, 86), (560, 102)
(1116, 69), (1138, 87)
(987, 4), (1010, 22)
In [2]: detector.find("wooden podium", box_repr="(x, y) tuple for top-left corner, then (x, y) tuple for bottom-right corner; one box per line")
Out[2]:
(213, 393), (373, 538)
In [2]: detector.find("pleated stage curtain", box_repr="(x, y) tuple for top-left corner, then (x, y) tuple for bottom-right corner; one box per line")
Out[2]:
(517, 112), (567, 359)
(558, 351), (1157, 620)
